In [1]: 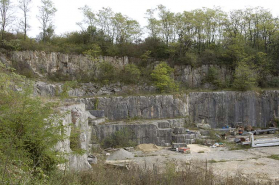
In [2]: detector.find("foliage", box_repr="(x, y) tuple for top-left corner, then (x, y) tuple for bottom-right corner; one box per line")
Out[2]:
(37, 0), (57, 43)
(1, 5), (279, 89)
(121, 64), (141, 84)
(101, 128), (136, 148)
(69, 126), (85, 154)
(202, 66), (223, 88)
(97, 61), (119, 84)
(0, 63), (66, 183)
(151, 62), (179, 93)
(60, 80), (78, 100)
(267, 155), (279, 160)
(83, 44), (102, 60)
(232, 61), (258, 91)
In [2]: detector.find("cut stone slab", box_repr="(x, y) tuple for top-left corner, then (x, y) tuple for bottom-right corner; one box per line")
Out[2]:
(158, 121), (171, 128)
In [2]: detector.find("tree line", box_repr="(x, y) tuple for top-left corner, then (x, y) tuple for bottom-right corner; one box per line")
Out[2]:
(1, 1), (279, 89)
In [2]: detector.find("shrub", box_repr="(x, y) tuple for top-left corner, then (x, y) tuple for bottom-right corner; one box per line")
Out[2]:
(151, 62), (179, 93)
(0, 63), (65, 183)
(202, 66), (223, 88)
(97, 61), (119, 84)
(101, 128), (136, 148)
(121, 64), (141, 84)
(233, 61), (257, 91)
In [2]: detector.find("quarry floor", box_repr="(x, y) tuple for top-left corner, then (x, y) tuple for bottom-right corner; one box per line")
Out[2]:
(106, 143), (279, 183)
(132, 145), (279, 183)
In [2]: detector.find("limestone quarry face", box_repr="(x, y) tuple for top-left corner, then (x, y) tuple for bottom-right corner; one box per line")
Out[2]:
(2, 50), (279, 173)
(73, 91), (279, 128)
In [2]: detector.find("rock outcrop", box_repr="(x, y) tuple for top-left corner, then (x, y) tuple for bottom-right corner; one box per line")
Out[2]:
(9, 51), (129, 79)
(34, 81), (156, 97)
(174, 65), (232, 88)
(0, 50), (233, 89)
(56, 104), (97, 171)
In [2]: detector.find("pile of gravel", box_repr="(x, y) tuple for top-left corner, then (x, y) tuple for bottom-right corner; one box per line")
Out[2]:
(106, 149), (134, 161)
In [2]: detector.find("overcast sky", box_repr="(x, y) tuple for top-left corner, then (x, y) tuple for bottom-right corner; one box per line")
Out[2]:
(25, 0), (279, 38)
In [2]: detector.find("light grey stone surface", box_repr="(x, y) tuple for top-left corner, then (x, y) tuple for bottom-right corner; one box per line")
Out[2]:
(57, 104), (96, 171)
(78, 91), (279, 128)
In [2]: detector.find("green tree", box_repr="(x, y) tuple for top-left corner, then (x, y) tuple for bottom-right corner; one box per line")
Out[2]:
(0, 0), (13, 42)
(151, 62), (178, 92)
(233, 61), (257, 91)
(37, 0), (57, 43)
(18, 0), (32, 40)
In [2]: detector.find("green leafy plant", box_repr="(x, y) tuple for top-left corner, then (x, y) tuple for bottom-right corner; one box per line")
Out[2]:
(151, 62), (179, 93)
(60, 80), (78, 99)
(0, 63), (66, 183)
(121, 64), (141, 84)
(233, 61), (258, 91)
(101, 128), (136, 148)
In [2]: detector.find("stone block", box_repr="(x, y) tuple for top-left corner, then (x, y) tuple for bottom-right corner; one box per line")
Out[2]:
(157, 129), (172, 137)
(172, 143), (187, 148)
(158, 121), (170, 128)
(172, 135), (186, 143)
(186, 134), (195, 139)
(89, 110), (105, 118)
(173, 127), (186, 134)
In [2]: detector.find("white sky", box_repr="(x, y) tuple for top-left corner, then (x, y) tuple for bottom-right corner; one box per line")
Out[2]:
(23, 0), (279, 38)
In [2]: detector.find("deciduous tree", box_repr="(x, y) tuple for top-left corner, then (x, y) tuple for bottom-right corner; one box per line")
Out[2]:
(37, 0), (56, 43)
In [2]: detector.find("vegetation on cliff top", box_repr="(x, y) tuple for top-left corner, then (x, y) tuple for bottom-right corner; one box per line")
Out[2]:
(0, 1), (278, 90)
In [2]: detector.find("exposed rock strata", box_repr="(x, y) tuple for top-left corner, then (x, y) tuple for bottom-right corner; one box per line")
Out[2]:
(0, 50), (233, 89)
(74, 91), (279, 128)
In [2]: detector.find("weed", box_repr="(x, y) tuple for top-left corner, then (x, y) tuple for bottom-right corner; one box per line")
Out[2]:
(267, 155), (279, 160)
(208, 160), (217, 163)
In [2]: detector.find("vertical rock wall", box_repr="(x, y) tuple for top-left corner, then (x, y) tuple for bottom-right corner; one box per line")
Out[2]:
(189, 91), (279, 127)
(76, 91), (279, 128)
(77, 94), (189, 120)
(57, 104), (95, 171)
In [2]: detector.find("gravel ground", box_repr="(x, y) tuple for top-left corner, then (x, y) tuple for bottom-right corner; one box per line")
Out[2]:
(125, 144), (279, 182)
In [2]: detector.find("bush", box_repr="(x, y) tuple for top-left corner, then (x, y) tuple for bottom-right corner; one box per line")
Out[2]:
(202, 66), (223, 89)
(0, 63), (65, 183)
(121, 64), (141, 84)
(233, 61), (257, 91)
(101, 128), (136, 148)
(97, 62), (119, 84)
(151, 62), (179, 93)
